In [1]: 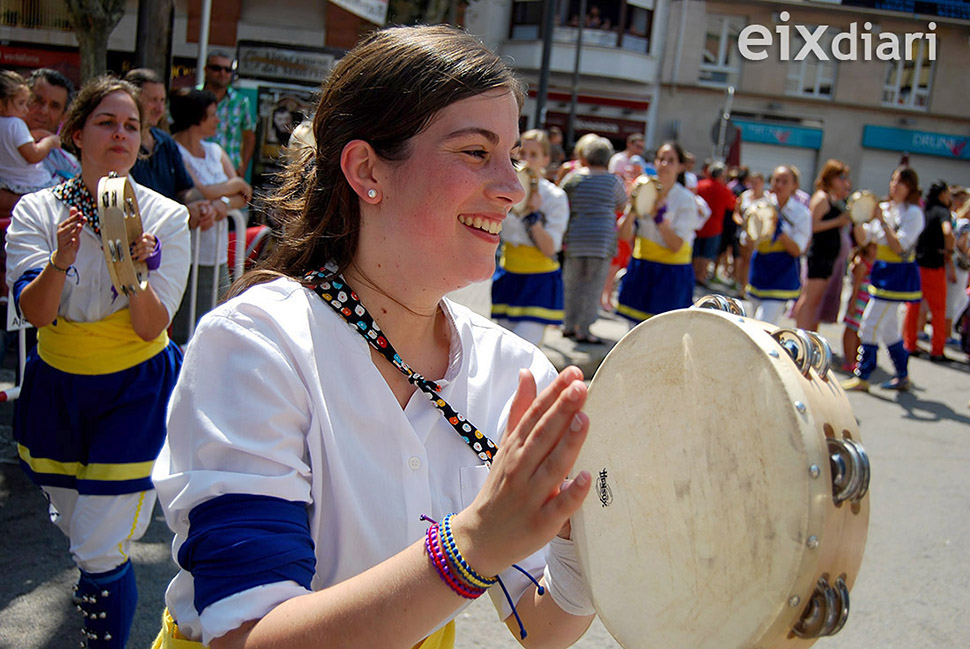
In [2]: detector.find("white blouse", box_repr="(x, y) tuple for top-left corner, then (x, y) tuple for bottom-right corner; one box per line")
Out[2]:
(153, 277), (559, 644)
(5, 179), (190, 322)
(175, 140), (231, 265)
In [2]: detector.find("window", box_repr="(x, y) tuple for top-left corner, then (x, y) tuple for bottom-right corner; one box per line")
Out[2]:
(508, 0), (655, 54)
(882, 37), (934, 109)
(785, 28), (837, 99)
(699, 15), (743, 87)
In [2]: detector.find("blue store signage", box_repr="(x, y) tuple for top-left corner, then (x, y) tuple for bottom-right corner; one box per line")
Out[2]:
(733, 119), (823, 150)
(863, 125), (970, 160)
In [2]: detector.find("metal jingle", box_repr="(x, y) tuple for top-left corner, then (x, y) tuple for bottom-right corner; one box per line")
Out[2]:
(125, 197), (136, 218)
(805, 331), (833, 380)
(722, 296), (747, 317)
(693, 294), (731, 312)
(793, 578), (839, 639)
(770, 328), (813, 377)
(843, 438), (871, 502)
(827, 576), (851, 636)
(106, 240), (119, 263)
(828, 438), (861, 504)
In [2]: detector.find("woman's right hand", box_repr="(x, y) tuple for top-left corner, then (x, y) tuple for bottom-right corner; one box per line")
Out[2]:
(53, 207), (84, 268)
(449, 366), (591, 578)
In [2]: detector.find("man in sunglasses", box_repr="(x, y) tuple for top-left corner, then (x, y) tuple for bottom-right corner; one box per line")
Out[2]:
(202, 51), (255, 179)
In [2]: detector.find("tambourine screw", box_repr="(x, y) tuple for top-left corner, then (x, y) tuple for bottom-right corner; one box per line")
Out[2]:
(807, 535), (819, 549)
(789, 596), (801, 607)
(795, 401), (807, 414)
(810, 465), (820, 478)
(769, 350), (779, 358)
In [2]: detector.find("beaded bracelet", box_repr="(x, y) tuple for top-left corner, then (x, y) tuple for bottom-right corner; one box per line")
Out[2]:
(425, 522), (484, 599)
(440, 513), (497, 589)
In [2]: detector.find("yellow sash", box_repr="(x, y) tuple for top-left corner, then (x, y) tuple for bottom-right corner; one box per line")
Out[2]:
(633, 237), (691, 265)
(756, 238), (787, 254)
(876, 244), (915, 263)
(500, 244), (559, 274)
(38, 308), (168, 375)
(152, 609), (456, 649)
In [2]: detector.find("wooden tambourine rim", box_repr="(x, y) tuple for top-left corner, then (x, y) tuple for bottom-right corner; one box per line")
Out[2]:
(630, 175), (662, 217)
(511, 165), (539, 216)
(97, 175), (148, 296)
(847, 190), (878, 225)
(572, 309), (869, 649)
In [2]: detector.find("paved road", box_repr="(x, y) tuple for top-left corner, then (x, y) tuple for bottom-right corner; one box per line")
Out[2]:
(2, 286), (968, 648)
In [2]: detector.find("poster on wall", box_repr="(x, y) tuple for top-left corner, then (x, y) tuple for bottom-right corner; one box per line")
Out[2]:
(254, 86), (316, 176)
(329, 0), (389, 25)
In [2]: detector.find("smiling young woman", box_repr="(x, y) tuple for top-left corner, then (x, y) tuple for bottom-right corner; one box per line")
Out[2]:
(151, 25), (597, 649)
(5, 75), (190, 648)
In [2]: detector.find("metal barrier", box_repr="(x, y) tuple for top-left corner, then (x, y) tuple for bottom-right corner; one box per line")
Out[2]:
(186, 209), (246, 341)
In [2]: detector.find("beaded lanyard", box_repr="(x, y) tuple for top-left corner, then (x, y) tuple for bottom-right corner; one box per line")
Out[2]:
(302, 267), (500, 466)
(51, 176), (102, 236)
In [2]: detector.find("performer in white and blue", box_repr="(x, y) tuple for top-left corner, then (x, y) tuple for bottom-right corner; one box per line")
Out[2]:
(616, 141), (700, 322)
(491, 129), (568, 345)
(746, 165), (812, 325)
(842, 166), (925, 392)
(5, 77), (190, 648)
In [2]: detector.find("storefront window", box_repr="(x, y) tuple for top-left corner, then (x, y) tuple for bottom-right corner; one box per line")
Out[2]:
(882, 37), (933, 110)
(699, 15), (742, 87)
(785, 28), (837, 99)
(509, 0), (654, 54)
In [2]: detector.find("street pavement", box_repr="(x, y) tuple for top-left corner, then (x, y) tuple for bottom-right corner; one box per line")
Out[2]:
(1, 279), (968, 648)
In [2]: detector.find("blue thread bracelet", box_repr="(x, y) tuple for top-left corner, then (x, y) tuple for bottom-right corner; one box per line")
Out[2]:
(441, 513), (498, 588)
(49, 251), (80, 285)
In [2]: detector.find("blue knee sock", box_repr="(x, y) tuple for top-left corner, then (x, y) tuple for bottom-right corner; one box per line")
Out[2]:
(887, 341), (909, 379)
(855, 343), (878, 380)
(75, 560), (137, 648)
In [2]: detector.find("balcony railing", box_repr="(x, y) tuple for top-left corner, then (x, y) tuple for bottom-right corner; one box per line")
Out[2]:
(0, 0), (73, 31)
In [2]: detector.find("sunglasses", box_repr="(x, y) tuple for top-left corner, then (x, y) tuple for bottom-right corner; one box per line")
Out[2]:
(207, 64), (233, 73)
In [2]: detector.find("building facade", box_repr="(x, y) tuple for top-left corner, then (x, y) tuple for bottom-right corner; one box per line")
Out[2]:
(652, 0), (970, 190)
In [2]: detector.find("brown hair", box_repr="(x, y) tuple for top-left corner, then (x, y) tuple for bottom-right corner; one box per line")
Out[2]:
(0, 69), (28, 102)
(233, 25), (524, 296)
(814, 159), (849, 191)
(59, 75), (142, 156)
(893, 166), (921, 205)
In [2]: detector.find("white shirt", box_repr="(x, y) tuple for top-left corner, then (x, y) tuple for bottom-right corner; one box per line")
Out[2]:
(635, 182), (700, 246)
(153, 278), (558, 644)
(0, 116), (50, 189)
(770, 193), (813, 253)
(175, 140), (230, 265)
(501, 177), (568, 250)
(5, 179), (191, 322)
(863, 201), (925, 253)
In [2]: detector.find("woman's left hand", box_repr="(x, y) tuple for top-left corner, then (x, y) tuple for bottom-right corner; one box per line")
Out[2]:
(130, 233), (157, 262)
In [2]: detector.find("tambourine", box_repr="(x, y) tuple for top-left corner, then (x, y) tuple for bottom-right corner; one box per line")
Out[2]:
(573, 297), (869, 649)
(512, 165), (539, 216)
(847, 190), (879, 225)
(97, 173), (148, 296)
(744, 197), (778, 244)
(630, 174), (663, 217)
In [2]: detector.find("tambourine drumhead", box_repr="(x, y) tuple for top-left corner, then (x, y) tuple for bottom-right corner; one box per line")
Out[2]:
(745, 197), (776, 243)
(631, 175), (662, 217)
(511, 166), (538, 216)
(97, 175), (148, 296)
(847, 190), (878, 225)
(573, 309), (869, 649)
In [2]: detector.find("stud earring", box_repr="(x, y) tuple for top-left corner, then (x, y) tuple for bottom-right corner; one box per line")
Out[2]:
(367, 189), (378, 199)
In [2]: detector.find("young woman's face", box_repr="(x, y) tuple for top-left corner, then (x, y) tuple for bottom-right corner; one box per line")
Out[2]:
(654, 144), (682, 182)
(140, 82), (167, 128)
(771, 167), (795, 202)
(889, 171), (911, 203)
(200, 102), (219, 138)
(829, 170), (851, 199)
(519, 139), (550, 174)
(3, 88), (30, 119)
(751, 176), (765, 194)
(72, 90), (141, 176)
(367, 89), (524, 291)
